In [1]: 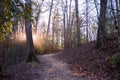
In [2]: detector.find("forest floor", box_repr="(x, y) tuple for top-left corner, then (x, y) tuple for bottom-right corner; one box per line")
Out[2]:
(1, 52), (89, 80)
(55, 42), (120, 80)
(1, 41), (120, 80)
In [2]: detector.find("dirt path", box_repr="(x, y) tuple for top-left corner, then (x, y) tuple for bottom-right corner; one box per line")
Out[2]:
(39, 52), (89, 80)
(3, 52), (89, 80)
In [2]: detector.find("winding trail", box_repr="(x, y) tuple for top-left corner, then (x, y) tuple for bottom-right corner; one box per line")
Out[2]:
(39, 52), (89, 80)
(3, 52), (89, 80)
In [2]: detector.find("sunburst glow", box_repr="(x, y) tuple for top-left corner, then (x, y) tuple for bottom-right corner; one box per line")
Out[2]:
(11, 32), (42, 49)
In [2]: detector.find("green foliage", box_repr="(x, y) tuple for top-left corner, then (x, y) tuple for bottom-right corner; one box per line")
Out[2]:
(0, 22), (13, 43)
(0, 0), (23, 43)
(110, 53), (120, 68)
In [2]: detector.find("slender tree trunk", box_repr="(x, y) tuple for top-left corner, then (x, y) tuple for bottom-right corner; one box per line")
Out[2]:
(118, 0), (120, 42)
(75, 0), (80, 47)
(0, 43), (2, 72)
(97, 0), (107, 48)
(14, 17), (18, 40)
(46, 0), (54, 39)
(65, 0), (69, 48)
(94, 0), (100, 44)
(116, 0), (120, 42)
(86, 0), (89, 42)
(0, 1), (4, 73)
(94, 0), (99, 20)
(35, 1), (44, 33)
(68, 0), (72, 48)
(61, 4), (67, 48)
(111, 0), (117, 31)
(71, 12), (75, 47)
(52, 16), (55, 49)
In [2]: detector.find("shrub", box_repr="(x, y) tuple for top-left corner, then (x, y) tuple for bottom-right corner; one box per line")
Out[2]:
(110, 53), (120, 68)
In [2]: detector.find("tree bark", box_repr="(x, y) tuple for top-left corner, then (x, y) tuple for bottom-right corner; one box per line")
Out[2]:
(68, 0), (72, 48)
(116, 0), (120, 42)
(25, 0), (39, 62)
(97, 0), (107, 48)
(0, 43), (2, 72)
(61, 1), (67, 49)
(110, 0), (117, 31)
(46, 0), (54, 39)
(75, 0), (80, 47)
(86, 0), (89, 43)
(52, 14), (55, 49)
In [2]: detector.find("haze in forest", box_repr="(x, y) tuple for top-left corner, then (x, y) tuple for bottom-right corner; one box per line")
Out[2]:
(1, 0), (120, 80)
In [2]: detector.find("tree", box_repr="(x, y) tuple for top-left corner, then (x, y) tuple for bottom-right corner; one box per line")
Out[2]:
(115, 0), (120, 42)
(25, 0), (39, 62)
(33, 0), (44, 33)
(110, 0), (117, 32)
(61, 0), (67, 48)
(67, 0), (72, 48)
(75, 0), (80, 47)
(97, 0), (107, 48)
(85, 0), (89, 43)
(46, 0), (54, 39)
(94, 0), (99, 20)
(52, 9), (61, 49)
(0, 0), (22, 76)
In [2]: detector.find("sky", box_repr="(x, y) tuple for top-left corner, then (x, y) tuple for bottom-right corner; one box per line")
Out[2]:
(19, 0), (98, 40)
(20, 0), (26, 3)
(20, 0), (97, 24)
(39, 0), (89, 23)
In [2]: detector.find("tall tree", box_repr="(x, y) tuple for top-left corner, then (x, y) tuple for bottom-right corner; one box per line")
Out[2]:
(61, 0), (67, 48)
(25, 0), (39, 62)
(0, 42), (2, 73)
(110, 0), (117, 31)
(97, 0), (107, 48)
(94, 0), (99, 20)
(115, 0), (120, 42)
(46, 0), (54, 39)
(67, 0), (72, 48)
(75, 0), (80, 47)
(34, 0), (44, 33)
(86, 0), (89, 42)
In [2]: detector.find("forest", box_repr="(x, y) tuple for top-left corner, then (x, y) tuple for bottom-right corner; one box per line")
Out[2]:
(0, 0), (120, 80)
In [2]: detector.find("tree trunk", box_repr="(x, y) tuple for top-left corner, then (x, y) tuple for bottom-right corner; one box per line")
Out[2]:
(46, 0), (54, 39)
(68, 0), (72, 48)
(94, 0), (99, 20)
(0, 43), (2, 72)
(61, 3), (67, 49)
(86, 0), (89, 43)
(97, 0), (107, 48)
(116, 0), (120, 42)
(52, 16), (55, 49)
(25, 0), (39, 62)
(110, 0), (117, 32)
(75, 0), (80, 47)
(14, 17), (18, 40)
